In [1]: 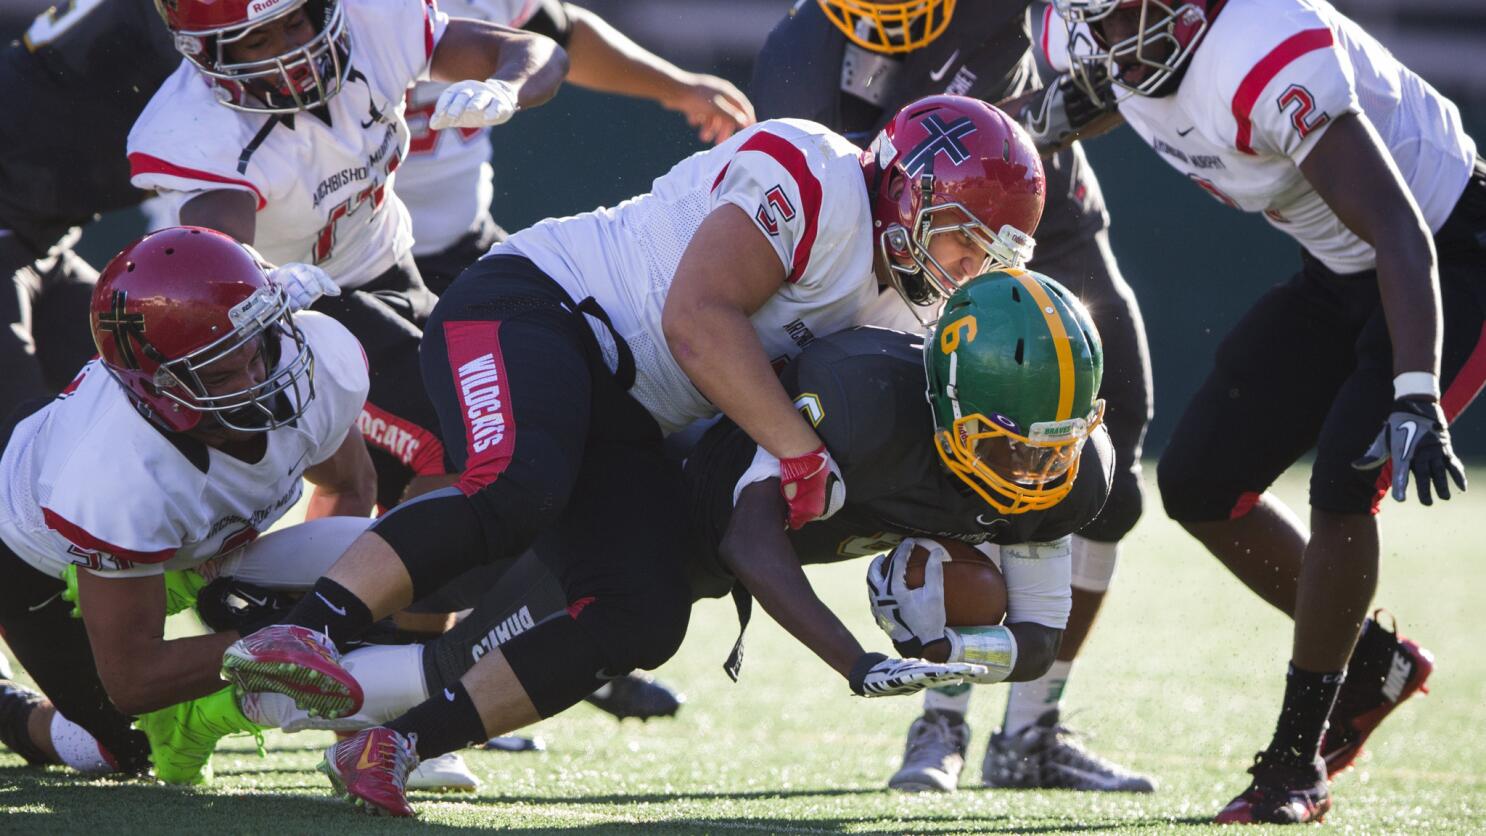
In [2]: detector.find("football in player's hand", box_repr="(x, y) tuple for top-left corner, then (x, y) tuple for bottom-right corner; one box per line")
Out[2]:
(904, 538), (1008, 628)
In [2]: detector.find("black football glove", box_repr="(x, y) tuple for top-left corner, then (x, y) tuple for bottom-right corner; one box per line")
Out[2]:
(195, 576), (296, 635)
(1352, 398), (1466, 505)
(1020, 67), (1113, 151)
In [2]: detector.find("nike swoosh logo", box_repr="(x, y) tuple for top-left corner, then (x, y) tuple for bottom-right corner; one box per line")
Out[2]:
(1396, 420), (1418, 455)
(443, 688), (456, 701)
(1047, 761), (1127, 790)
(355, 734), (379, 770)
(316, 592), (348, 617)
(929, 50), (960, 82)
(1176, 126), (1195, 137)
(239, 592), (270, 608)
(976, 514), (1004, 528)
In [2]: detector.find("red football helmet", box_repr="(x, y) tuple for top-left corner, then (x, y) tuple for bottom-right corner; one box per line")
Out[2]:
(863, 96), (1046, 317)
(154, 0), (349, 113)
(90, 227), (316, 434)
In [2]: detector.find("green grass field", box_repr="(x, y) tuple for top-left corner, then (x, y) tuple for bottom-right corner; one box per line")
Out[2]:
(3, 467), (1484, 833)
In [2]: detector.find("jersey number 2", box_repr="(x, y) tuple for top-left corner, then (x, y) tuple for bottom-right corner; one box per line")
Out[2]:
(1278, 84), (1330, 139)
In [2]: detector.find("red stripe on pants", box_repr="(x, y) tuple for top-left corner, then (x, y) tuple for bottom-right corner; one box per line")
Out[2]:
(442, 320), (518, 495)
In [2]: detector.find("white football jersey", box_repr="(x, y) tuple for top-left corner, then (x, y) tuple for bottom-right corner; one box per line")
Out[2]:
(497, 119), (879, 433)
(1043, 0), (1476, 274)
(0, 313), (369, 580)
(401, 0), (537, 256)
(128, 0), (450, 287)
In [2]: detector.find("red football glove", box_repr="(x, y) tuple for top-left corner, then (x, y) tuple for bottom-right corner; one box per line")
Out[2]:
(779, 445), (844, 529)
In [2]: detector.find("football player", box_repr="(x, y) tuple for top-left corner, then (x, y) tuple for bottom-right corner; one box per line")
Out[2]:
(224, 270), (1113, 815)
(219, 95), (1045, 815)
(0, 0), (180, 422)
(129, 0), (568, 511)
(401, 0), (755, 294)
(0, 227), (372, 779)
(1047, 0), (1485, 823)
(750, 0), (1155, 792)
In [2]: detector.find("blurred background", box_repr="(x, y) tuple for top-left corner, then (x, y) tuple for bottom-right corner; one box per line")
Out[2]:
(5, 0), (1485, 453)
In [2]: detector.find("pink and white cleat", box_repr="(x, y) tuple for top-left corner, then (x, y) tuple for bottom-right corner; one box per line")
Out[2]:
(221, 624), (363, 720)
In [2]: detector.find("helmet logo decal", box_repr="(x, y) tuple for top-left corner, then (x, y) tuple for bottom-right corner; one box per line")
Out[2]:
(902, 115), (977, 176)
(939, 315), (977, 355)
(793, 393), (824, 428)
(97, 291), (148, 370)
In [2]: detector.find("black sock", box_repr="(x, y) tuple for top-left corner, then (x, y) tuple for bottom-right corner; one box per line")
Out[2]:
(1267, 662), (1345, 764)
(283, 577), (374, 648)
(387, 681), (487, 760)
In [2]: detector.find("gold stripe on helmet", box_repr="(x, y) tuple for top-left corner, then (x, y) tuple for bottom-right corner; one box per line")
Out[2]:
(1011, 273), (1074, 421)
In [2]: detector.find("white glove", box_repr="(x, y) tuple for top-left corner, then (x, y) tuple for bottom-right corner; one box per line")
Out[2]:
(848, 652), (986, 697)
(270, 263), (340, 312)
(429, 79), (519, 130)
(866, 538), (949, 656)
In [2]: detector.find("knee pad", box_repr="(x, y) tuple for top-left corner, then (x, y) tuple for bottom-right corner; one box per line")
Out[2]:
(572, 573), (692, 674)
(1070, 536), (1119, 593)
(371, 487), (515, 600)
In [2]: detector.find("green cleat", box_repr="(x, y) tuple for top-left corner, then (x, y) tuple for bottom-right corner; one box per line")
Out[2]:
(135, 686), (264, 785)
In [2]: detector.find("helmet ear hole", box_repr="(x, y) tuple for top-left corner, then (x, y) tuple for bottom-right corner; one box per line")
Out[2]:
(1014, 339), (1024, 365)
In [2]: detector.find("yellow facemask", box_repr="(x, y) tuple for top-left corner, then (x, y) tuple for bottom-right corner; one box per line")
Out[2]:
(817, 0), (957, 54)
(934, 402), (1105, 515)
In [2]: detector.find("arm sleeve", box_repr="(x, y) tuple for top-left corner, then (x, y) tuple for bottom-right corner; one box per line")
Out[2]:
(999, 536), (1073, 630)
(709, 129), (827, 285)
(1233, 31), (1359, 163)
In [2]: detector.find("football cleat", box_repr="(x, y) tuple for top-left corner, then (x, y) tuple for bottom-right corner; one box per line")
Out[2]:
(584, 673), (684, 721)
(221, 624), (363, 720)
(136, 686), (263, 785)
(406, 751), (480, 792)
(320, 727), (418, 817)
(887, 711), (969, 793)
(0, 676), (48, 765)
(482, 735), (546, 752)
(1214, 751), (1330, 825)
(1322, 614), (1434, 778)
(982, 710), (1156, 792)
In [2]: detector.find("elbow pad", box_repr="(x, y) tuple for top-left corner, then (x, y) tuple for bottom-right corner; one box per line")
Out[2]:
(522, 0), (573, 48)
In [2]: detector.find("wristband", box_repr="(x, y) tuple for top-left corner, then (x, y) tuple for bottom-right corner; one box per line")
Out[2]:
(1393, 371), (1440, 400)
(946, 625), (1017, 683)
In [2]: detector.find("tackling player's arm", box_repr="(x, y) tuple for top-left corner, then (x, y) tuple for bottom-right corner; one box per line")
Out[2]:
(720, 480), (863, 678)
(302, 426), (376, 521)
(76, 571), (239, 714)
(430, 17), (567, 109)
(663, 205), (824, 474)
(555, 3), (753, 143)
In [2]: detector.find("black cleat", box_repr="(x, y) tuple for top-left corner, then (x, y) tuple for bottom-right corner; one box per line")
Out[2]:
(584, 673), (684, 721)
(1322, 613), (1433, 777)
(0, 677), (49, 765)
(1215, 751), (1330, 825)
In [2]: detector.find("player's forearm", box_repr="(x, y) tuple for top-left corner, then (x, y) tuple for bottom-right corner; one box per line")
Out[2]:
(1375, 238), (1443, 380)
(666, 304), (821, 460)
(721, 484), (863, 678)
(563, 5), (691, 103)
(432, 21), (568, 109)
(100, 633), (240, 714)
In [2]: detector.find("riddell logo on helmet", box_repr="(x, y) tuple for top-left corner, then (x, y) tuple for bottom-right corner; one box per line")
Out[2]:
(247, 0), (292, 22)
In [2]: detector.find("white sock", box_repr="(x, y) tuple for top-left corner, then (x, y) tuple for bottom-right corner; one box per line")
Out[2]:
(1003, 659), (1072, 735)
(49, 713), (114, 774)
(923, 682), (973, 718)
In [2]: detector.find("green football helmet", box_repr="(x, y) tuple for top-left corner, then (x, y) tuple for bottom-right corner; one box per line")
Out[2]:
(925, 270), (1105, 514)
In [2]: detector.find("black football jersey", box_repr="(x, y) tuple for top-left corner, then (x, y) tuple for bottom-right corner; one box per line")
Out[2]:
(683, 327), (1114, 599)
(749, 1), (1036, 143)
(0, 0), (179, 250)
